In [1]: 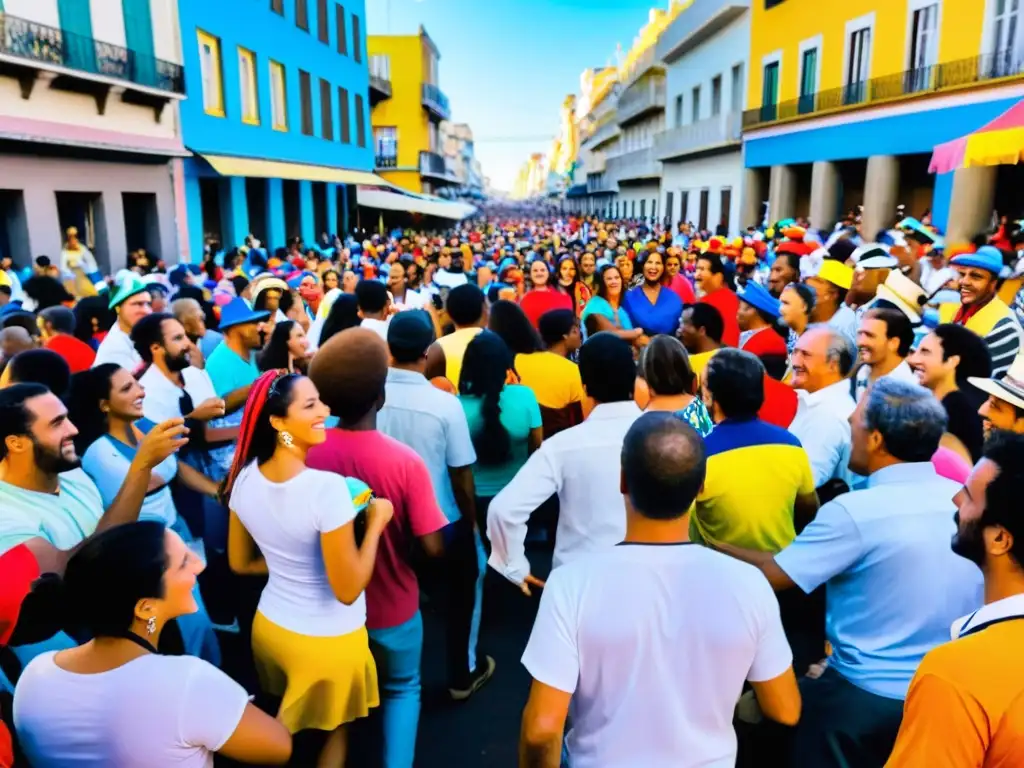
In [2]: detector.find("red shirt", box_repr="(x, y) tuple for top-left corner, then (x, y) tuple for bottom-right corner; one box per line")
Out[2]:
(306, 429), (447, 630)
(700, 287), (740, 347)
(44, 334), (96, 373)
(668, 274), (696, 305)
(519, 288), (573, 329)
(0, 543), (39, 647)
(741, 327), (788, 358)
(760, 375), (798, 429)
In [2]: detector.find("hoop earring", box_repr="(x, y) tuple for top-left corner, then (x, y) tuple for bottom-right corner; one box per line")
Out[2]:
(280, 431), (294, 448)
(146, 616), (156, 636)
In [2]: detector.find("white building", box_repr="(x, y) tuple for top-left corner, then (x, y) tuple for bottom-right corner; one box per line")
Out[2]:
(655, 0), (749, 235)
(0, 0), (186, 272)
(573, 67), (619, 217)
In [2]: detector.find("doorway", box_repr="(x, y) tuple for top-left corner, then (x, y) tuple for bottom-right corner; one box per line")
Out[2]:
(198, 179), (223, 250)
(0, 190), (29, 267)
(282, 180), (301, 243)
(245, 178), (268, 244)
(312, 181), (327, 240)
(55, 191), (108, 272)
(122, 192), (160, 260)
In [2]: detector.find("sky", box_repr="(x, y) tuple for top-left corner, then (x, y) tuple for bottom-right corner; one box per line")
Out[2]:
(365, 0), (662, 192)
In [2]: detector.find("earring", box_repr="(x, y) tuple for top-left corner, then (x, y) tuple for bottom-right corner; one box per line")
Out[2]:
(280, 431), (294, 448)
(146, 616), (156, 636)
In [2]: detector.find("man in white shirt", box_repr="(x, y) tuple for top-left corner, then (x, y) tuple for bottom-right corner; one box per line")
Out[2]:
(356, 279), (391, 341)
(487, 333), (642, 590)
(853, 307), (919, 402)
(520, 413), (800, 768)
(93, 274), (153, 371)
(387, 262), (427, 312)
(788, 325), (858, 490)
(433, 251), (470, 291)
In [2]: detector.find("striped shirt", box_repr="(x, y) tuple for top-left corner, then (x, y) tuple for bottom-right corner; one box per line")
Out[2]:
(984, 315), (1021, 378)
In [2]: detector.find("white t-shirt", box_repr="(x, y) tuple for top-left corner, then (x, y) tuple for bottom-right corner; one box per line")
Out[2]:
(521, 544), (792, 768)
(14, 651), (248, 768)
(229, 463), (364, 636)
(92, 324), (142, 371)
(139, 365), (217, 423)
(361, 317), (390, 342)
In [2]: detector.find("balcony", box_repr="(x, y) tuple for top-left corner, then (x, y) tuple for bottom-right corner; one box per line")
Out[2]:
(655, 111), (742, 160)
(606, 147), (661, 183)
(656, 0), (749, 65)
(587, 172), (617, 195)
(0, 12), (184, 116)
(619, 46), (663, 90)
(369, 54), (391, 106)
(744, 49), (1024, 130)
(419, 150), (458, 184)
(617, 76), (667, 126)
(375, 154), (398, 169)
(583, 117), (620, 149)
(421, 82), (450, 121)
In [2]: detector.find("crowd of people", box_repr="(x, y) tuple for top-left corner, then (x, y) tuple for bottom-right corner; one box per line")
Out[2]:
(0, 208), (1023, 767)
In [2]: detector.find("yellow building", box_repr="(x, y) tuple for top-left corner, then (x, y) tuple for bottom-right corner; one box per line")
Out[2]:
(742, 0), (1024, 241)
(367, 26), (458, 195)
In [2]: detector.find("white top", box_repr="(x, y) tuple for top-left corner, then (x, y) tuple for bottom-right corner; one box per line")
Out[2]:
(432, 269), (469, 290)
(853, 358), (919, 402)
(139, 365), (217, 423)
(919, 258), (958, 296)
(788, 379), (857, 488)
(390, 288), (428, 312)
(229, 463), (364, 636)
(487, 401), (643, 584)
(522, 544), (792, 768)
(14, 651), (248, 768)
(361, 317), (391, 342)
(378, 368), (477, 523)
(92, 324), (142, 371)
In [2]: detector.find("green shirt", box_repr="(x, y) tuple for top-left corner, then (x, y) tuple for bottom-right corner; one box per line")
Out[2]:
(0, 468), (103, 554)
(204, 343), (260, 478)
(460, 384), (542, 498)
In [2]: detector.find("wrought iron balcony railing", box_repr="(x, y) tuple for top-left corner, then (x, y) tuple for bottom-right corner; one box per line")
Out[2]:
(0, 12), (184, 94)
(375, 154), (398, 169)
(421, 82), (450, 120)
(744, 49), (1023, 130)
(419, 150), (456, 181)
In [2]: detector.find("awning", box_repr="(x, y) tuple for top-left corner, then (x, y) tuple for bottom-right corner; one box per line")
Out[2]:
(356, 187), (476, 220)
(930, 99), (1024, 174)
(199, 154), (391, 186)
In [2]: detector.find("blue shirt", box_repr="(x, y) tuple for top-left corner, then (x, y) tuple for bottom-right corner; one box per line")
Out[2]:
(205, 343), (260, 479)
(622, 285), (683, 336)
(775, 462), (984, 699)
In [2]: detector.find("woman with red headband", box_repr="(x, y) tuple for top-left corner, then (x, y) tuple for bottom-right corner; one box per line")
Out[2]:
(222, 370), (393, 767)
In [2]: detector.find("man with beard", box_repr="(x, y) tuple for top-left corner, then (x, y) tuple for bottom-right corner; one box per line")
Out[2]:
(887, 431), (1024, 766)
(969, 352), (1024, 438)
(766, 252), (800, 298)
(0, 382), (185, 558)
(716, 379), (982, 766)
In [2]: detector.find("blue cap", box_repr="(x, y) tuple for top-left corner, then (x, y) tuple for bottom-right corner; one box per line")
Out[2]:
(736, 281), (781, 318)
(219, 297), (271, 330)
(951, 245), (1004, 275)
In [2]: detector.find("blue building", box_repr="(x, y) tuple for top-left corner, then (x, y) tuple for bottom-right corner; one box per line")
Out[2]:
(178, 0), (375, 258)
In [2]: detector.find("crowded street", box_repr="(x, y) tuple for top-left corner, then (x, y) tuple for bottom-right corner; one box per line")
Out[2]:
(4, 0), (1024, 767)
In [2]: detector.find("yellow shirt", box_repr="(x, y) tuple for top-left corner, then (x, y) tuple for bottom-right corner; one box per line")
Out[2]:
(437, 327), (483, 389)
(515, 352), (584, 410)
(689, 349), (719, 384)
(887, 617), (1024, 768)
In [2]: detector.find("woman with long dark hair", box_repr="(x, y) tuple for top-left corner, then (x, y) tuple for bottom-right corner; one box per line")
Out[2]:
(13, 521), (292, 766)
(554, 255), (592, 318)
(623, 250), (684, 337)
(488, 299), (542, 356)
(458, 332), (542, 528)
(580, 264), (644, 344)
(317, 293), (361, 348)
(258, 320), (310, 373)
(518, 258), (572, 329)
(223, 371), (392, 767)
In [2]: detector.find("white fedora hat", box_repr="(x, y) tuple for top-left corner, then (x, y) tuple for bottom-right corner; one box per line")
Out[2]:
(968, 353), (1024, 411)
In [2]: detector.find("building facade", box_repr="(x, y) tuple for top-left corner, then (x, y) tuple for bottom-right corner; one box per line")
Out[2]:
(440, 121), (484, 198)
(0, 0), (186, 273)
(573, 67), (620, 214)
(177, 0), (374, 258)
(657, 0), (749, 233)
(743, 0), (1024, 241)
(368, 26), (458, 196)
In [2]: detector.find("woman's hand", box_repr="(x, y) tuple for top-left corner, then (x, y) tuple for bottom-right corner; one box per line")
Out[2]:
(367, 499), (394, 535)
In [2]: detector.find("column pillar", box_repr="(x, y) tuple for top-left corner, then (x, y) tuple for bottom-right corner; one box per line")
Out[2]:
(99, 190), (125, 274)
(768, 165), (795, 225)
(23, 180), (63, 264)
(809, 161), (841, 230)
(946, 166), (997, 244)
(183, 169), (204, 264)
(326, 182), (338, 238)
(171, 158), (190, 263)
(298, 180), (315, 246)
(219, 176), (249, 250)
(265, 178), (285, 250)
(862, 155), (899, 240)
(930, 172), (954, 234)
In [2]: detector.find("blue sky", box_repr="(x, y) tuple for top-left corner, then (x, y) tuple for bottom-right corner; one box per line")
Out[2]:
(365, 0), (661, 192)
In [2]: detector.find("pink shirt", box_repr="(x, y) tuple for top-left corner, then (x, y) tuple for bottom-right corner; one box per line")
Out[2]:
(931, 447), (972, 484)
(668, 274), (696, 304)
(307, 429), (447, 630)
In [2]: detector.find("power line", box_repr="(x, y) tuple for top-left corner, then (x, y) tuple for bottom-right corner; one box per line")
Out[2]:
(472, 135), (556, 143)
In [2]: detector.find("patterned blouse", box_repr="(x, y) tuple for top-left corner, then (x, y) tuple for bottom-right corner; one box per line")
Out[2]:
(675, 398), (714, 438)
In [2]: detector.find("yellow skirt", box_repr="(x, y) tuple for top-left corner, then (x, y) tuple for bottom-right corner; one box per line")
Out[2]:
(251, 612), (379, 733)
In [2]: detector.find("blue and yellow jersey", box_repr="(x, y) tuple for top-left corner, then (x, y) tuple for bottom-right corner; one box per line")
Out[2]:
(692, 418), (814, 554)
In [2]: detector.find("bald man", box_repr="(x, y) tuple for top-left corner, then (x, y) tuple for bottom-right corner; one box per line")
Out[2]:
(1, 326), (35, 363)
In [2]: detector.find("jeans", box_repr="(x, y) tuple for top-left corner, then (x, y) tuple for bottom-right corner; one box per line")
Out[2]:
(368, 612), (424, 768)
(442, 517), (486, 687)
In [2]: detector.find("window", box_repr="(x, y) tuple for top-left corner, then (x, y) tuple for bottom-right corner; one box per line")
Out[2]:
(992, 0), (1021, 76)
(799, 47), (818, 113)
(698, 189), (710, 230)
(665, 191), (674, 225)
(375, 127), (398, 167)
(271, 0), (284, 13)
(652, 198), (658, 221)
(846, 23), (872, 103)
(907, 3), (938, 91)
(338, 86), (351, 143)
(197, 31), (224, 116)
(317, 0), (329, 43)
(336, 4), (347, 55)
(674, 95), (683, 127)
(711, 75), (722, 116)
(351, 13), (362, 63)
(731, 63), (744, 111)
(631, 200), (636, 218)
(299, 69), (313, 135)
(270, 61), (287, 130)
(719, 188), (732, 234)
(296, 0), (309, 31)
(354, 93), (366, 147)
(320, 78), (333, 140)
(680, 190), (689, 223)
(691, 86), (701, 122)
(761, 59), (780, 120)
(640, 199), (646, 219)
(237, 48), (259, 125)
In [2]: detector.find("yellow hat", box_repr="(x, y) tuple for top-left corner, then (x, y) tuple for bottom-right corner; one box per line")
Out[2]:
(817, 259), (854, 290)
